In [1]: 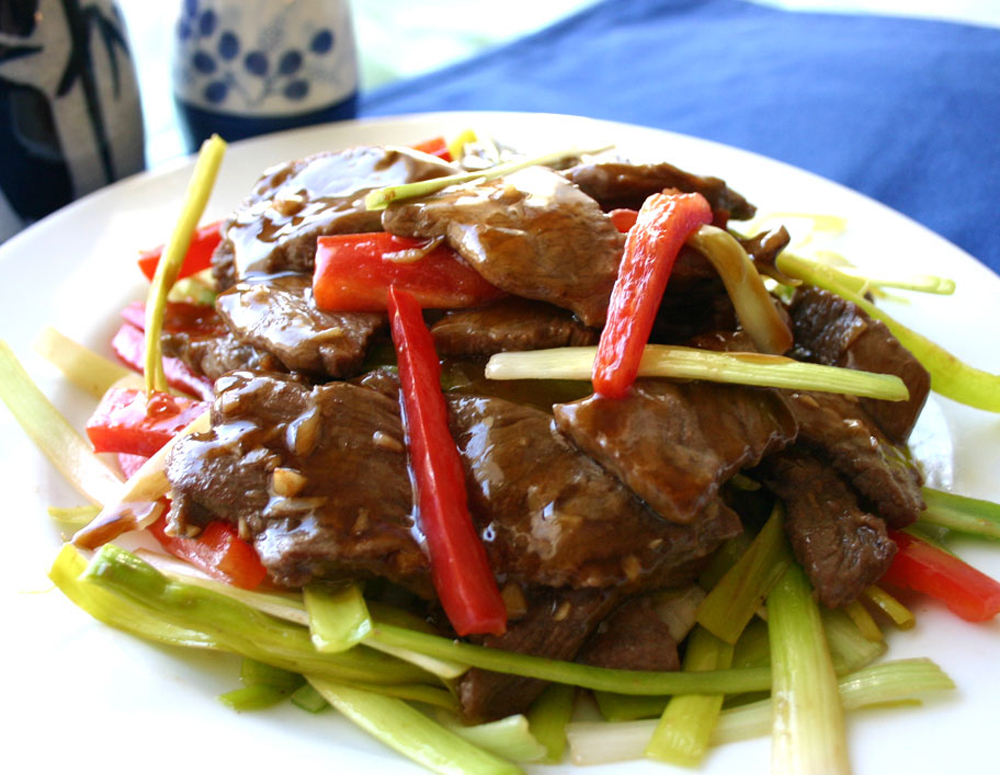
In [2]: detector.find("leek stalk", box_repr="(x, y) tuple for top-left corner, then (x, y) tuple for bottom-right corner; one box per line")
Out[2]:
(34, 326), (133, 399)
(485, 345), (908, 401)
(79, 545), (434, 687)
(843, 600), (883, 642)
(776, 251), (1000, 412)
(370, 622), (772, 696)
(526, 684), (576, 762)
(439, 714), (547, 763)
(307, 679), (523, 775)
(364, 146), (609, 211)
(565, 658), (954, 765)
(0, 341), (123, 507)
(687, 225), (793, 354)
(644, 626), (734, 766)
(144, 135), (226, 393)
(304, 582), (372, 653)
(768, 562), (850, 775)
(918, 487), (1000, 539)
(696, 503), (791, 644)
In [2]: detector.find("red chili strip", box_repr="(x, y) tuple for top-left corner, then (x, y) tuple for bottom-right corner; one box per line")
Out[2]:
(137, 220), (223, 281)
(149, 513), (268, 590)
(111, 322), (215, 401)
(314, 232), (505, 312)
(883, 529), (1000, 622)
(410, 136), (453, 161)
(86, 387), (208, 458)
(592, 192), (712, 399)
(387, 285), (507, 637)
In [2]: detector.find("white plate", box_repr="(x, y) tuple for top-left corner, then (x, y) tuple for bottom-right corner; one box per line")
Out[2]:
(2, 112), (998, 775)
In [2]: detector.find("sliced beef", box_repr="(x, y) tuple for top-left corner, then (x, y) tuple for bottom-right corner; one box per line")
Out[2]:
(786, 391), (924, 528)
(759, 449), (897, 608)
(577, 596), (680, 672)
(652, 278), (737, 344)
(381, 166), (625, 327)
(431, 298), (599, 356)
(457, 587), (622, 723)
(448, 394), (742, 590)
(213, 146), (457, 288)
(216, 273), (385, 378)
(554, 381), (798, 525)
(562, 160), (755, 222)
(165, 371), (432, 594)
(790, 287), (930, 443)
(161, 329), (280, 381)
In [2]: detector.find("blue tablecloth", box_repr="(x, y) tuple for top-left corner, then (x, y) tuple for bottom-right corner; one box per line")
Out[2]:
(362, 0), (1000, 276)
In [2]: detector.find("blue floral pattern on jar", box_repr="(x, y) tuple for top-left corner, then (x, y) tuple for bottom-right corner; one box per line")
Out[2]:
(172, 0), (357, 116)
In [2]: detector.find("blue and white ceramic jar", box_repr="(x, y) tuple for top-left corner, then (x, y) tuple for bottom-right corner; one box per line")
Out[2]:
(0, 0), (145, 241)
(172, 0), (358, 150)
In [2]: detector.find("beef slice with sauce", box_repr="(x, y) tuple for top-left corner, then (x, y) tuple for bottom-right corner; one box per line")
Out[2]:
(215, 273), (385, 379)
(561, 160), (756, 222)
(758, 448), (897, 608)
(431, 297), (599, 357)
(554, 381), (798, 525)
(447, 393), (743, 590)
(381, 166), (625, 327)
(165, 371), (432, 594)
(212, 146), (457, 289)
(785, 390), (924, 528)
(790, 287), (930, 443)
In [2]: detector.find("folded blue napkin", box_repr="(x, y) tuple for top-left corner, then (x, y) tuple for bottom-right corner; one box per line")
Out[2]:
(362, 0), (1000, 275)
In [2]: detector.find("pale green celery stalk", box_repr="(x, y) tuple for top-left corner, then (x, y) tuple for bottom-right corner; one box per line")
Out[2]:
(645, 626), (735, 766)
(862, 585), (915, 630)
(526, 684), (576, 763)
(687, 226), (793, 354)
(777, 251), (1000, 412)
(919, 487), (1000, 539)
(364, 145), (609, 210)
(698, 533), (753, 590)
(565, 658), (954, 765)
(594, 692), (669, 722)
(240, 657), (305, 691)
(72, 410), (210, 549)
(341, 681), (458, 712)
(439, 714), (547, 763)
(219, 684), (291, 711)
(370, 623), (771, 695)
(80, 544), (434, 687)
(290, 682), (329, 713)
(485, 345), (908, 401)
(304, 582), (372, 652)
(697, 503), (791, 644)
(768, 562), (849, 775)
(307, 678), (523, 775)
(843, 600), (883, 642)
(822, 608), (887, 673)
(0, 341), (123, 507)
(145, 135), (226, 393)
(49, 544), (216, 649)
(732, 618), (771, 669)
(34, 326), (134, 399)
(712, 658), (954, 746)
(48, 505), (101, 528)
(139, 552), (469, 679)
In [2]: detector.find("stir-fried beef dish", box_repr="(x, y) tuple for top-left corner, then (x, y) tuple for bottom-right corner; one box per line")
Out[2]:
(160, 143), (932, 722)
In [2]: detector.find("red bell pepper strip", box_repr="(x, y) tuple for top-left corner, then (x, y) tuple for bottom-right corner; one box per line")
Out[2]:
(117, 452), (148, 480)
(313, 233), (505, 312)
(121, 300), (225, 336)
(410, 136), (453, 161)
(137, 220), (223, 282)
(592, 192), (713, 399)
(609, 208), (639, 233)
(148, 513), (268, 590)
(111, 322), (215, 401)
(883, 529), (1000, 622)
(387, 285), (507, 637)
(86, 387), (208, 457)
